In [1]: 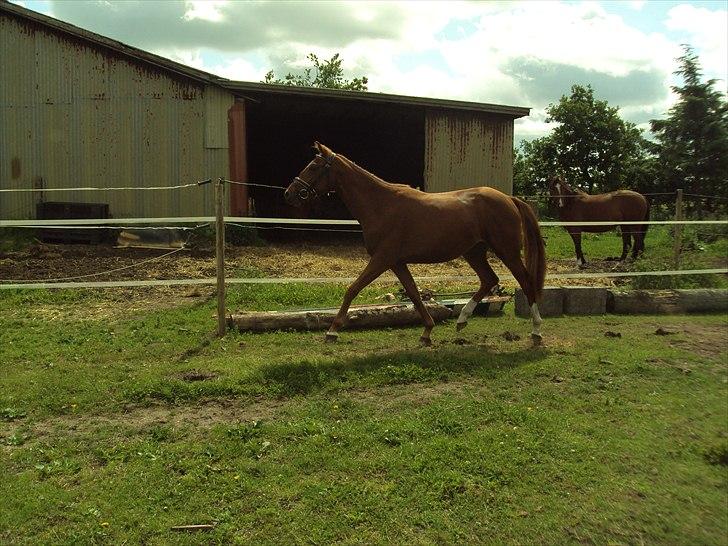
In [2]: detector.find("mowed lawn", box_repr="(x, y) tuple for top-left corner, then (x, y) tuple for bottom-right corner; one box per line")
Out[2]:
(1, 284), (726, 545)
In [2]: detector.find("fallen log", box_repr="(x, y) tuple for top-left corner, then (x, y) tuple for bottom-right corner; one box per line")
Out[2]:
(228, 302), (453, 333)
(608, 288), (728, 314)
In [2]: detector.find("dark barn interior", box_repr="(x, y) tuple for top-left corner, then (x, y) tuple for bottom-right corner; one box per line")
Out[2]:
(244, 93), (425, 223)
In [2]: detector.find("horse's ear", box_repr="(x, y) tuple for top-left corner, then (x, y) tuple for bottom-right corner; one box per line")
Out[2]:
(313, 142), (321, 153)
(315, 142), (333, 158)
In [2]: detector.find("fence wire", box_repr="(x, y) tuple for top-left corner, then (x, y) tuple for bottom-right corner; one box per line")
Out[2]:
(1, 179), (726, 291)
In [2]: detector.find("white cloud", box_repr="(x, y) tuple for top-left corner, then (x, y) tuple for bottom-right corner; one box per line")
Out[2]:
(665, 4), (728, 84)
(13, 0), (726, 142)
(207, 57), (267, 82)
(183, 0), (226, 22)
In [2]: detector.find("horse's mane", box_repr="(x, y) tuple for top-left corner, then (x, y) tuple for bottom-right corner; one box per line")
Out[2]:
(558, 177), (589, 196)
(343, 155), (407, 189)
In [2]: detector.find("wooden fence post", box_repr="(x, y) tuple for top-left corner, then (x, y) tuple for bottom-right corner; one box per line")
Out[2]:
(215, 177), (226, 337)
(673, 188), (683, 270)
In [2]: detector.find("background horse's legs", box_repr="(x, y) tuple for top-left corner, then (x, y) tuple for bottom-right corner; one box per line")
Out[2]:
(633, 206), (649, 258)
(567, 229), (587, 266)
(457, 244), (499, 331)
(633, 226), (647, 258)
(326, 258), (388, 342)
(392, 263), (435, 346)
(619, 227), (632, 261)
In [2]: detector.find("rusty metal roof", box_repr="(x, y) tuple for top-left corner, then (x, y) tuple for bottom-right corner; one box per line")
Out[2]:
(217, 81), (530, 118)
(0, 0), (220, 84)
(0, 0), (530, 118)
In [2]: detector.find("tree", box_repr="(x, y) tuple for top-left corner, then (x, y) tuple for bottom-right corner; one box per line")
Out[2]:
(513, 138), (558, 197)
(515, 85), (651, 197)
(263, 53), (368, 91)
(650, 45), (728, 210)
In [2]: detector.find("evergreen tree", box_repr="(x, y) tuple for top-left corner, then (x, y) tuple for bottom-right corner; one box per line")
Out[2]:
(650, 45), (728, 211)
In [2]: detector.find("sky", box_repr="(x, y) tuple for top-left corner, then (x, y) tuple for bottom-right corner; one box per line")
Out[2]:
(12, 0), (728, 145)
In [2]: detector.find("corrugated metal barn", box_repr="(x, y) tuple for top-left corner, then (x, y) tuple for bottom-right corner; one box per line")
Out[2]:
(0, 1), (529, 223)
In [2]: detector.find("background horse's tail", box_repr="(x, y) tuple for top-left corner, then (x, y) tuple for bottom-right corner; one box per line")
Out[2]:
(637, 196), (650, 254)
(512, 197), (546, 302)
(643, 198), (651, 237)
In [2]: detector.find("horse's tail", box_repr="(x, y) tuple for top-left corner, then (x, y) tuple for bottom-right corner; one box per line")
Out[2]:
(512, 197), (546, 302)
(638, 196), (650, 254)
(643, 198), (651, 237)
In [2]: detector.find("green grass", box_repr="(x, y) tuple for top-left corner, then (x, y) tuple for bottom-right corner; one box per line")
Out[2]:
(540, 224), (727, 263)
(1, 286), (727, 545)
(541, 224), (728, 289)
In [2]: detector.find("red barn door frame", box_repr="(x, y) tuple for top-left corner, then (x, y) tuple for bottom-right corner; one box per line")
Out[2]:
(227, 100), (248, 216)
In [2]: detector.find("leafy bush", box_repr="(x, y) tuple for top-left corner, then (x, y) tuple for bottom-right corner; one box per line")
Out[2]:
(629, 258), (727, 289)
(0, 228), (37, 252)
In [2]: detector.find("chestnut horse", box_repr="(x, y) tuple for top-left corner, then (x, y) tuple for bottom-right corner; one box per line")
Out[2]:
(548, 175), (649, 265)
(284, 142), (546, 345)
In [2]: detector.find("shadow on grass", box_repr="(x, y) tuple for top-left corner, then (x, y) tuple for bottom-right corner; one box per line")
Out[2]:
(127, 340), (548, 406)
(255, 343), (548, 397)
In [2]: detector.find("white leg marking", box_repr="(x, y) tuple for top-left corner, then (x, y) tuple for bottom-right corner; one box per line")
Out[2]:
(576, 257), (583, 267)
(530, 303), (543, 336)
(457, 298), (478, 325)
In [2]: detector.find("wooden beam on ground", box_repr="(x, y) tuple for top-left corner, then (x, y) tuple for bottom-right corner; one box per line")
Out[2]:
(228, 302), (453, 333)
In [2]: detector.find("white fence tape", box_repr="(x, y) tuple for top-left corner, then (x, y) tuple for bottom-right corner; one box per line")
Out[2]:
(1, 216), (727, 228)
(1, 268), (725, 291)
(0, 183), (202, 193)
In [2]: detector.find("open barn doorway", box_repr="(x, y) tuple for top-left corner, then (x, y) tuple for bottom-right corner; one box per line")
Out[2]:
(244, 94), (425, 229)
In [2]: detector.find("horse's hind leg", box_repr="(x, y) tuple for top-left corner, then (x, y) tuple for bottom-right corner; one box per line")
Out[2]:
(392, 263), (435, 346)
(632, 227), (646, 258)
(457, 244), (499, 332)
(619, 227), (632, 261)
(495, 249), (543, 343)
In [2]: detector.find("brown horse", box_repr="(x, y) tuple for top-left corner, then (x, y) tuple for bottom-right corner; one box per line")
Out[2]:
(547, 175), (649, 266)
(284, 142), (547, 345)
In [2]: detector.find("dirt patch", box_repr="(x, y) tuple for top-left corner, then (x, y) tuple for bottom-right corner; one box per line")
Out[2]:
(176, 370), (219, 382)
(664, 323), (728, 360)
(4, 379), (485, 445)
(0, 241), (621, 287)
(0, 241), (625, 317)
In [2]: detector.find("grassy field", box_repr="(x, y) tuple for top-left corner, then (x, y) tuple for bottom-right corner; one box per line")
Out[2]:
(1, 284), (727, 545)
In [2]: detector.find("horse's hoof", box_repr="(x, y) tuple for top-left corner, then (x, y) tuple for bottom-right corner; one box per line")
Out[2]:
(419, 336), (432, 347)
(325, 332), (339, 343)
(456, 321), (467, 332)
(530, 333), (543, 346)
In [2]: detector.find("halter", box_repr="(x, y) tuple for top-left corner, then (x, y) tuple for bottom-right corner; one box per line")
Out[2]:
(291, 153), (337, 201)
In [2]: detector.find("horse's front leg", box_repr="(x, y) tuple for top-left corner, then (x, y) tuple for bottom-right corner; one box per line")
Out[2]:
(326, 258), (388, 342)
(392, 263), (435, 347)
(568, 229), (587, 267)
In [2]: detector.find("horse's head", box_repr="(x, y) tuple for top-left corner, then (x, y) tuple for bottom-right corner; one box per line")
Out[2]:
(547, 175), (568, 208)
(284, 142), (338, 207)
